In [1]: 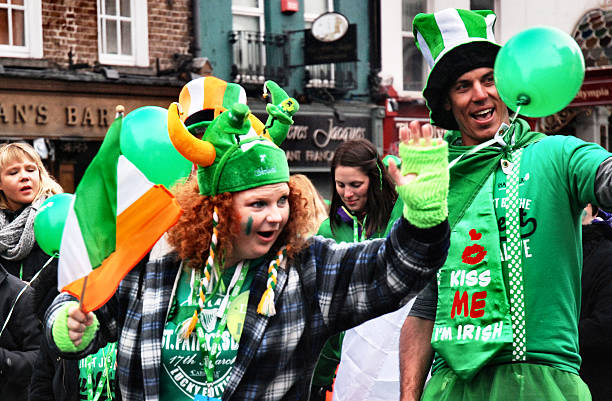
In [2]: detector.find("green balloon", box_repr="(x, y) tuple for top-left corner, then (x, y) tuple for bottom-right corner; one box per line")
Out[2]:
(382, 154), (402, 168)
(34, 193), (75, 257)
(494, 26), (585, 117)
(120, 106), (192, 188)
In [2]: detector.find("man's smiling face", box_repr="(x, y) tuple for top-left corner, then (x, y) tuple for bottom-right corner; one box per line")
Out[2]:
(445, 67), (510, 146)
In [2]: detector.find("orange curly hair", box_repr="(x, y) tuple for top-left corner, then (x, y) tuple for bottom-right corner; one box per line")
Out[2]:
(167, 177), (311, 270)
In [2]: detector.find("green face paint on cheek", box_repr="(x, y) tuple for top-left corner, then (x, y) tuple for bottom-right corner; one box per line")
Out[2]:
(245, 216), (253, 236)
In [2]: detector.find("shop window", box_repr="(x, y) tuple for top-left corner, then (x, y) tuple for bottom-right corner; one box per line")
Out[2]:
(304, 0), (329, 18)
(304, 0), (335, 89)
(231, 0), (265, 84)
(0, 0), (43, 59)
(97, 0), (148, 67)
(402, 0), (426, 92)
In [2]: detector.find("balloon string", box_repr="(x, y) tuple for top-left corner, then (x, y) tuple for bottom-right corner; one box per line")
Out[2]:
(29, 254), (57, 285)
(509, 104), (522, 127)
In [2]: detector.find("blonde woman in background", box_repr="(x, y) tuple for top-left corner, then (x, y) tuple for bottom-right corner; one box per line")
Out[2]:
(0, 142), (62, 401)
(290, 174), (329, 236)
(0, 142), (62, 281)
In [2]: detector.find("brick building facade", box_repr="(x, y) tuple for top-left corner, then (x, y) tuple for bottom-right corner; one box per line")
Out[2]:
(0, 0), (200, 191)
(39, 0), (192, 72)
(1, 1), (384, 195)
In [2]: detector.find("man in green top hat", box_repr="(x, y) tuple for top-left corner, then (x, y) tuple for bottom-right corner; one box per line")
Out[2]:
(399, 8), (612, 401)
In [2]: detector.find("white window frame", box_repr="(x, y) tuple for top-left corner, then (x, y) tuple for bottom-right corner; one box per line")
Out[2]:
(303, 0), (333, 22)
(0, 0), (43, 59)
(381, 0), (433, 98)
(383, 1), (501, 97)
(232, 0), (265, 83)
(232, 1), (265, 33)
(401, 10), (430, 95)
(304, 0), (335, 88)
(97, 0), (148, 67)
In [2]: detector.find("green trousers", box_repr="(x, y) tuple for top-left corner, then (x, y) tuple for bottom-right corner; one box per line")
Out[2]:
(422, 363), (591, 401)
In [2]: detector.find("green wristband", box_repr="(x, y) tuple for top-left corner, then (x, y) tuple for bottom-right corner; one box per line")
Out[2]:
(397, 140), (449, 228)
(52, 301), (99, 353)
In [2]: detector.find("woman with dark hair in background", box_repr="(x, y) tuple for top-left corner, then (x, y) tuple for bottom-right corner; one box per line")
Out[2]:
(312, 139), (404, 401)
(319, 138), (399, 241)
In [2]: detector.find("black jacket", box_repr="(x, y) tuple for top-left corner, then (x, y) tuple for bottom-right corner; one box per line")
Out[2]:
(2, 242), (56, 283)
(0, 265), (41, 401)
(29, 261), (79, 401)
(28, 334), (79, 401)
(580, 222), (612, 401)
(28, 261), (121, 401)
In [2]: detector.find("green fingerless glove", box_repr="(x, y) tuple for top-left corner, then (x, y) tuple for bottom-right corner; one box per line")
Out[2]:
(52, 301), (99, 353)
(397, 139), (449, 228)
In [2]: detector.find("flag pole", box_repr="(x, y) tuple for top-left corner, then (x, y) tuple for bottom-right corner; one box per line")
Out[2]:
(79, 276), (88, 312)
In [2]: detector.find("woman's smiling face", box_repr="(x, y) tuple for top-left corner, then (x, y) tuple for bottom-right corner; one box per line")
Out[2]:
(334, 165), (370, 214)
(227, 182), (290, 266)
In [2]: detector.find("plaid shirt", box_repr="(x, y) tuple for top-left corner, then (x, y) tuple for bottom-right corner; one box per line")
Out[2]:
(46, 218), (449, 401)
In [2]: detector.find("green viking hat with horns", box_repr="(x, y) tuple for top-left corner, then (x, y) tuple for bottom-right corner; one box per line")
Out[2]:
(168, 80), (299, 196)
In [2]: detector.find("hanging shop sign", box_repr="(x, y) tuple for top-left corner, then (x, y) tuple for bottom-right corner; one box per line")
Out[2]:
(569, 67), (612, 107)
(255, 110), (372, 170)
(311, 12), (349, 42)
(304, 17), (357, 65)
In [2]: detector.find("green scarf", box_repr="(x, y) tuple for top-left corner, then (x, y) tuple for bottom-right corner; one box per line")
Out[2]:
(431, 119), (546, 380)
(432, 172), (514, 380)
(445, 118), (546, 229)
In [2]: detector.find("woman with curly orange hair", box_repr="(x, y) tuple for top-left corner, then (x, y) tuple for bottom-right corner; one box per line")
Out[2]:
(45, 96), (450, 401)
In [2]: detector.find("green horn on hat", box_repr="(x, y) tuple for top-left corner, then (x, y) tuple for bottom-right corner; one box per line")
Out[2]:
(263, 80), (299, 146)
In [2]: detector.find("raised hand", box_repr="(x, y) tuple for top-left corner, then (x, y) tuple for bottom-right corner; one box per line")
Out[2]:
(390, 120), (449, 228)
(388, 121), (439, 185)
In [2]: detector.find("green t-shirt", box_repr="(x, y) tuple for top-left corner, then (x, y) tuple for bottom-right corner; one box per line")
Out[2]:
(432, 135), (610, 375)
(317, 199), (404, 243)
(160, 264), (254, 400)
(78, 342), (117, 401)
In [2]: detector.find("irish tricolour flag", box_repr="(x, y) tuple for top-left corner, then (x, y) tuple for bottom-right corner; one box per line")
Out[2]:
(58, 116), (182, 312)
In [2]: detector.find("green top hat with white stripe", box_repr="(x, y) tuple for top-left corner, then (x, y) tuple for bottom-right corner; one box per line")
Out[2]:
(413, 9), (500, 130)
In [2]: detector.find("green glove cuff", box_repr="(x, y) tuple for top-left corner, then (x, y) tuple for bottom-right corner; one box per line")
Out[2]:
(397, 140), (449, 228)
(52, 301), (99, 353)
